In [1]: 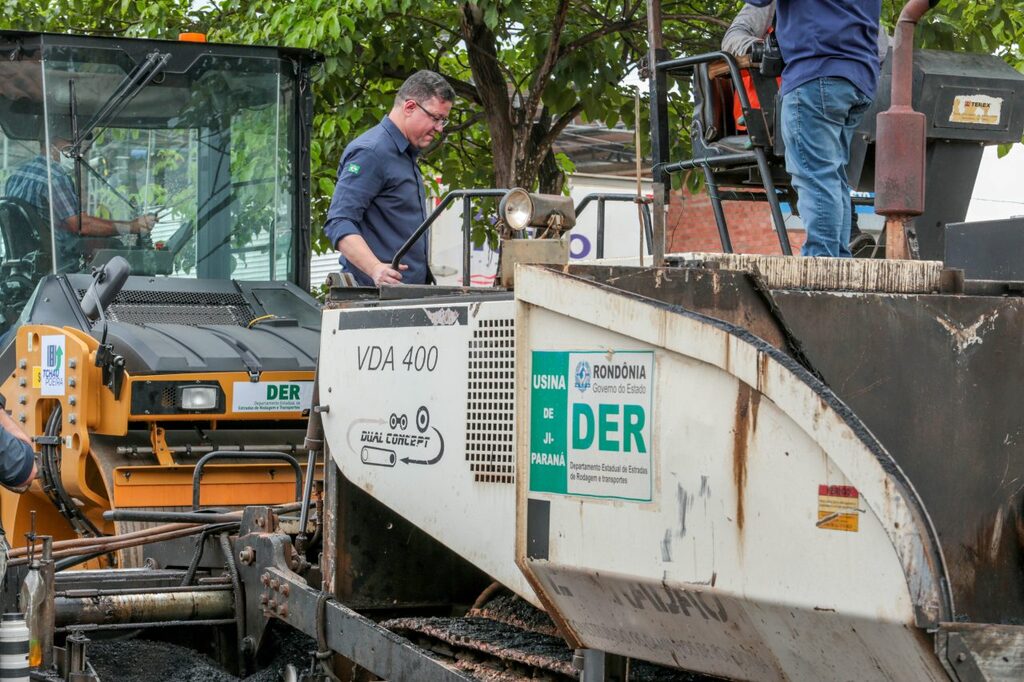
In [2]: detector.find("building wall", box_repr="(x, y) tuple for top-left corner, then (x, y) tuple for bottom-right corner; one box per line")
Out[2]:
(666, 186), (807, 255)
(667, 142), (1024, 257)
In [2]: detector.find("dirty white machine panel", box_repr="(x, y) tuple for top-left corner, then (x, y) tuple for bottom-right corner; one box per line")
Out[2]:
(319, 300), (538, 605)
(514, 265), (952, 682)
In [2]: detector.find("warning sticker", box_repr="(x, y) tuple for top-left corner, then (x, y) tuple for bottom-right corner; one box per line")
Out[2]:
(529, 350), (654, 502)
(31, 366), (41, 389)
(40, 335), (66, 397)
(950, 94), (1002, 126)
(816, 484), (860, 532)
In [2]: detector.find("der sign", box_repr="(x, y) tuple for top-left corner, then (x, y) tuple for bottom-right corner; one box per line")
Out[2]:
(529, 350), (654, 501)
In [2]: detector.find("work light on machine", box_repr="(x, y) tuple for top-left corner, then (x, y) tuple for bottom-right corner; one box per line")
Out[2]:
(499, 188), (576, 235)
(179, 385), (219, 411)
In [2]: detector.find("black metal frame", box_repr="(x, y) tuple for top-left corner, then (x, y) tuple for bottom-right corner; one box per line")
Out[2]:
(191, 450), (303, 511)
(649, 50), (792, 255)
(391, 189), (658, 283)
(391, 189), (509, 285)
(235, 505), (476, 681)
(574, 193), (654, 259)
(292, 58), (318, 291)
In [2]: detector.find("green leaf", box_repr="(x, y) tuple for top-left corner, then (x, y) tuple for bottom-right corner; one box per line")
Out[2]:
(33, 0), (1020, 260)
(483, 4), (498, 29)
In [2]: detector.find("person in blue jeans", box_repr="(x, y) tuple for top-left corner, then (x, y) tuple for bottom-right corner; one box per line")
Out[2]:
(744, 0), (882, 258)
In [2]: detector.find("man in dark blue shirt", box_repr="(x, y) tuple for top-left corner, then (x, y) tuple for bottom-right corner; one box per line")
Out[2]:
(745, 0), (882, 257)
(0, 395), (37, 493)
(325, 71), (455, 285)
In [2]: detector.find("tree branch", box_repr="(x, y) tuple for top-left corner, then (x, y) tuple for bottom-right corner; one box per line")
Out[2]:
(559, 13), (727, 60)
(522, 0), (571, 130)
(538, 101), (586, 153)
(380, 67), (481, 106)
(443, 109), (486, 135)
(384, 11), (458, 36)
(445, 76), (483, 105)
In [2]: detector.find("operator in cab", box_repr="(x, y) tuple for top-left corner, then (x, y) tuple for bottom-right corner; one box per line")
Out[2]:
(5, 118), (156, 269)
(325, 71), (454, 286)
(0, 394), (37, 493)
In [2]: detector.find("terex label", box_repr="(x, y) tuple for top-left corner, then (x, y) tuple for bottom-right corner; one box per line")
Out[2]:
(949, 94), (1002, 126)
(232, 381), (313, 413)
(530, 350), (654, 501)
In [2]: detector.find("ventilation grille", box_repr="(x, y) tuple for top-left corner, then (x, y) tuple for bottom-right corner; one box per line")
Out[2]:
(159, 385), (177, 409)
(466, 317), (515, 485)
(107, 290), (250, 307)
(78, 289), (255, 327)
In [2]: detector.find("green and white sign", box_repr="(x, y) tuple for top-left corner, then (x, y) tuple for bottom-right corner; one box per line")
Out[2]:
(530, 350), (654, 501)
(232, 381), (313, 413)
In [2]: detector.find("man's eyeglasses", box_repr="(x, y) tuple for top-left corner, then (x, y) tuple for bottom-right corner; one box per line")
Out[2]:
(411, 100), (449, 129)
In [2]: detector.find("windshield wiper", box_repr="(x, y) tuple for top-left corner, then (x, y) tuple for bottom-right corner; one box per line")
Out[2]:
(67, 50), (170, 158)
(62, 51), (171, 233)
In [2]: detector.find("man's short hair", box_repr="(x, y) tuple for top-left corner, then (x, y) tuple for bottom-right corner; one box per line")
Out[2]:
(395, 70), (455, 107)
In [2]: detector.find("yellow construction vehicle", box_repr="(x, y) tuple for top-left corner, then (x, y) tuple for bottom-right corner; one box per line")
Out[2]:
(0, 31), (322, 564)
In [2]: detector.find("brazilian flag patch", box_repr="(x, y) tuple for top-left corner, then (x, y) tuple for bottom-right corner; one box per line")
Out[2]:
(346, 163), (361, 175)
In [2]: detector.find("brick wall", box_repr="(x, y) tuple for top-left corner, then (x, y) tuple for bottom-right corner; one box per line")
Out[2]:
(666, 186), (806, 255)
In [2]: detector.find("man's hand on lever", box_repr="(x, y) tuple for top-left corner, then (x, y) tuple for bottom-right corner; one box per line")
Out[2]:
(130, 213), (157, 235)
(113, 213), (156, 236)
(371, 261), (408, 286)
(336, 234), (409, 286)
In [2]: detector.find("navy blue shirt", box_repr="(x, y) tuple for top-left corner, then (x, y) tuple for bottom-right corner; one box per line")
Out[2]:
(324, 117), (429, 285)
(746, 0), (881, 99)
(0, 424), (34, 489)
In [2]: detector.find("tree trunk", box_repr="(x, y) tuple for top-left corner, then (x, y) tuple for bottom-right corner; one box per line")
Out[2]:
(460, 2), (578, 193)
(537, 148), (565, 194)
(529, 116), (563, 193)
(460, 3), (515, 188)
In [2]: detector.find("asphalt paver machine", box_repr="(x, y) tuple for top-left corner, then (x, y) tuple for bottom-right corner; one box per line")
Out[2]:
(7, 2), (1024, 679)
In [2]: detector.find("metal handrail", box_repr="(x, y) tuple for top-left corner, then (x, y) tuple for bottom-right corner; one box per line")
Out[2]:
(574, 193), (654, 259)
(392, 188), (663, 282)
(652, 50), (792, 255)
(191, 450), (302, 511)
(391, 189), (508, 285)
(657, 51), (755, 119)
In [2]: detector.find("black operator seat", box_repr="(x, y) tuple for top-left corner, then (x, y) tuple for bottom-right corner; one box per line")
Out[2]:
(690, 56), (875, 191)
(689, 56), (788, 186)
(0, 196), (48, 261)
